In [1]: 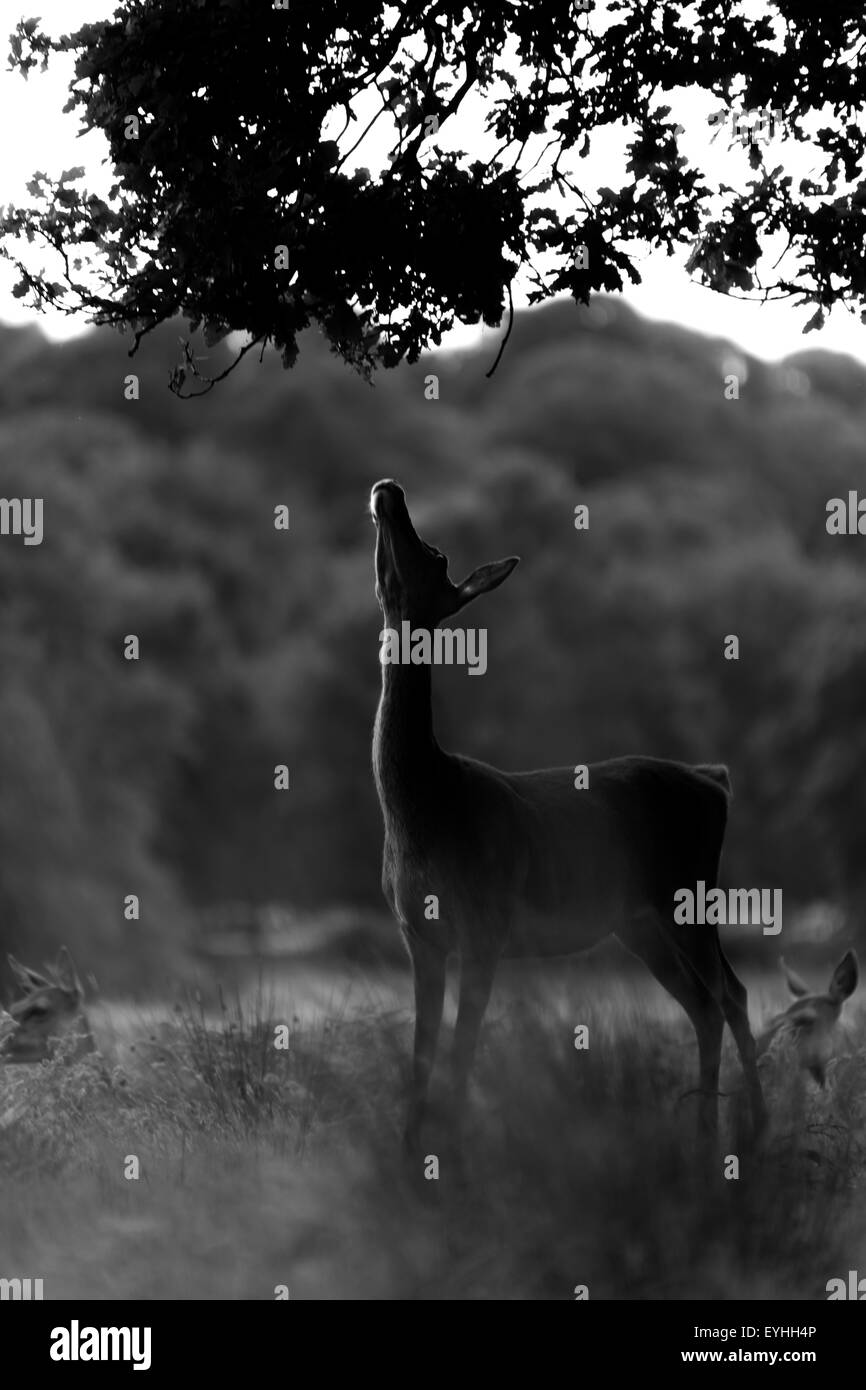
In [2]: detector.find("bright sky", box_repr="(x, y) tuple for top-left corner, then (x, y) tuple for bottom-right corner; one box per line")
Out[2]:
(1, 0), (864, 366)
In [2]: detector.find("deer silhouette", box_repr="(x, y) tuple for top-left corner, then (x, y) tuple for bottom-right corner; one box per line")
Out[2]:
(369, 480), (765, 1157)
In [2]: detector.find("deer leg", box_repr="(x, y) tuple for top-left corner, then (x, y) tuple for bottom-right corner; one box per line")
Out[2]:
(718, 955), (767, 1137)
(681, 906), (767, 1141)
(620, 913), (724, 1141)
(665, 967), (725, 1142)
(404, 938), (446, 1156)
(692, 998), (725, 1142)
(449, 951), (497, 1143)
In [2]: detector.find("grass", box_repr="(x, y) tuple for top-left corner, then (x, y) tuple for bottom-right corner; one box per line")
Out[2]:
(0, 960), (864, 1300)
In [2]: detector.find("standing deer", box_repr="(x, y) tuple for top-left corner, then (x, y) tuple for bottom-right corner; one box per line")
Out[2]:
(758, 951), (859, 1085)
(0, 949), (95, 1065)
(370, 479), (765, 1156)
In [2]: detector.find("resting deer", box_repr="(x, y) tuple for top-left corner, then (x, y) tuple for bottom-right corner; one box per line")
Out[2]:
(370, 479), (765, 1156)
(758, 951), (859, 1085)
(0, 948), (95, 1065)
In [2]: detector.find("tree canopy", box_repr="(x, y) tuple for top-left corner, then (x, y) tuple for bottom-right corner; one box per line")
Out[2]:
(3, 0), (866, 392)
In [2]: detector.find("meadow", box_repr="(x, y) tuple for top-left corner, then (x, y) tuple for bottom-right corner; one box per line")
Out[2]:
(1, 947), (863, 1301)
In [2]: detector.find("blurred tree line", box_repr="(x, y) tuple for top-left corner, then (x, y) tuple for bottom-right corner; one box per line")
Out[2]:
(0, 296), (864, 985)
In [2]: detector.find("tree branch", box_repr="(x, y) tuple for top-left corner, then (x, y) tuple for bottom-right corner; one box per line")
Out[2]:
(485, 281), (515, 379)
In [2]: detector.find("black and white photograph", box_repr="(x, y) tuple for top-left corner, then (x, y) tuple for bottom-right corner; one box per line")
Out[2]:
(0, 0), (865, 1350)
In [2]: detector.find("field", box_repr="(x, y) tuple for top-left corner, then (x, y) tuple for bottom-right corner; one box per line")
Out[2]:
(1, 947), (864, 1301)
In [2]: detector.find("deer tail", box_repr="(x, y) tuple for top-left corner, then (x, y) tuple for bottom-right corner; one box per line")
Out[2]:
(695, 763), (732, 798)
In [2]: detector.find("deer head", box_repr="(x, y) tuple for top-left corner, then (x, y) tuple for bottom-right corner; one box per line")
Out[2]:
(0, 948), (94, 1064)
(758, 950), (859, 1085)
(370, 479), (519, 627)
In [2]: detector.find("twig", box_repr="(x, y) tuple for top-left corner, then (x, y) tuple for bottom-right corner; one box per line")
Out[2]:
(485, 281), (514, 379)
(172, 335), (265, 398)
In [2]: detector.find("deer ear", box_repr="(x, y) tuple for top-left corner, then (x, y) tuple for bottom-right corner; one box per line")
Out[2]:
(828, 950), (858, 1004)
(452, 557), (520, 613)
(8, 955), (50, 995)
(54, 947), (82, 997)
(780, 957), (810, 998)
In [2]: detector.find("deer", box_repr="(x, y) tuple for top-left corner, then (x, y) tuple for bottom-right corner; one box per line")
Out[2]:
(757, 950), (859, 1086)
(369, 478), (766, 1159)
(0, 948), (96, 1065)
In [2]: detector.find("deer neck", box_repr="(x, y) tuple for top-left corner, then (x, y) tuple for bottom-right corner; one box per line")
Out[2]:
(373, 649), (443, 819)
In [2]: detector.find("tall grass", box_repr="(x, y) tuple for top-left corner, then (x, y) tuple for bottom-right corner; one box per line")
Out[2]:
(0, 967), (864, 1299)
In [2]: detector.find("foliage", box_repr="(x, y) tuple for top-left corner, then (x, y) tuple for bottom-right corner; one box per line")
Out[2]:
(2, 2), (866, 390)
